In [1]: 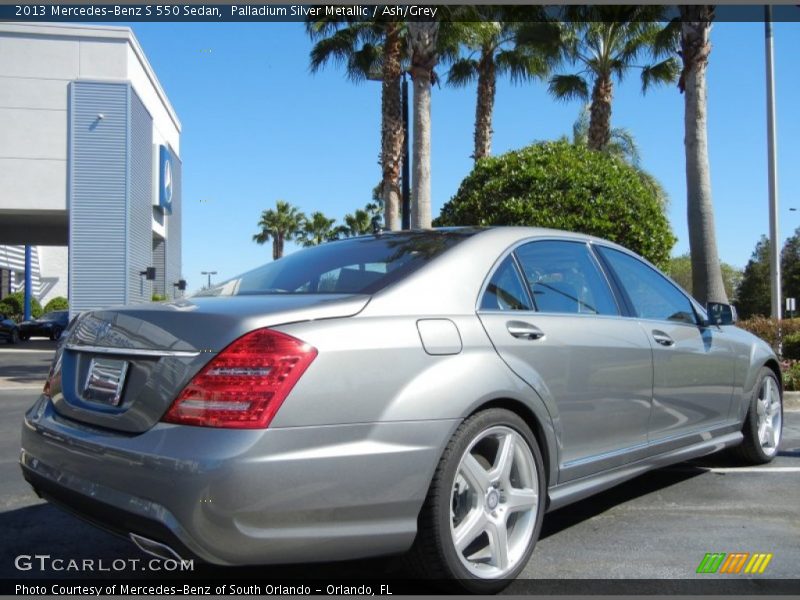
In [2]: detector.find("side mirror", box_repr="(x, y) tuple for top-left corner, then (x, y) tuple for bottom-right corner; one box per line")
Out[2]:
(706, 302), (737, 326)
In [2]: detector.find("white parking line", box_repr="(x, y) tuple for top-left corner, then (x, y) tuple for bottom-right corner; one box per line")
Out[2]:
(704, 467), (800, 473)
(0, 385), (43, 391)
(0, 349), (54, 354)
(670, 466), (800, 473)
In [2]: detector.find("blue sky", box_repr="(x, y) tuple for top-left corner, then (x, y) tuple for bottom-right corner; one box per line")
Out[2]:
(123, 21), (800, 292)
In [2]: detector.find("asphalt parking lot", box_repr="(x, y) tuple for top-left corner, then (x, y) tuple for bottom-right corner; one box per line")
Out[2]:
(0, 343), (798, 590)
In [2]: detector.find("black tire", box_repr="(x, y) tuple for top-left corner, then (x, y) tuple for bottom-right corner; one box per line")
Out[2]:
(19, 334), (29, 341)
(50, 327), (62, 341)
(406, 408), (546, 593)
(731, 367), (783, 465)
(9, 329), (19, 344)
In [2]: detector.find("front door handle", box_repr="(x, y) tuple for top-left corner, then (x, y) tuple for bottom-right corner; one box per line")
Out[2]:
(507, 321), (545, 340)
(652, 330), (675, 347)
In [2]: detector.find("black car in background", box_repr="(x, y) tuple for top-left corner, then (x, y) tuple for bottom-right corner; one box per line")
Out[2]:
(18, 310), (69, 341)
(0, 313), (20, 344)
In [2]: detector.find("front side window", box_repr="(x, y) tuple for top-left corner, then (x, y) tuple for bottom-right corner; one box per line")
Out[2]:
(514, 241), (619, 315)
(598, 247), (697, 325)
(480, 256), (532, 311)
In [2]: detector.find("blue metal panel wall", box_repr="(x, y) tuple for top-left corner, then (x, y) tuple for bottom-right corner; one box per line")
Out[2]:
(128, 88), (154, 303)
(68, 82), (128, 312)
(165, 151), (182, 297)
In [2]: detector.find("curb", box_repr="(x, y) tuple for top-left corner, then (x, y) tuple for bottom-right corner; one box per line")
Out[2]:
(783, 391), (800, 410)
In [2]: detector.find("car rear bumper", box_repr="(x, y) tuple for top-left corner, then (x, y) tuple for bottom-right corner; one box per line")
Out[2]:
(20, 395), (458, 565)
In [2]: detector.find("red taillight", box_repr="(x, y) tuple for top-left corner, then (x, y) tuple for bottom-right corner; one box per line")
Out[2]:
(163, 328), (317, 429)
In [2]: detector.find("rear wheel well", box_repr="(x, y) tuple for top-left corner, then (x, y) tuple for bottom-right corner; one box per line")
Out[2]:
(764, 359), (782, 391)
(468, 398), (552, 489)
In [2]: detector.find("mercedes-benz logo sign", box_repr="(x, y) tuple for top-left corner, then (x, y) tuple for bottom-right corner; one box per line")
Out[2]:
(163, 159), (173, 204)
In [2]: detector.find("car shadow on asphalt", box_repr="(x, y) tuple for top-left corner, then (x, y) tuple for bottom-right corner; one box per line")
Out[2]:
(540, 466), (706, 541)
(0, 364), (50, 385)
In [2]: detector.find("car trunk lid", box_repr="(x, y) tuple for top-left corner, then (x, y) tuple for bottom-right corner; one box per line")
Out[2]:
(47, 294), (368, 433)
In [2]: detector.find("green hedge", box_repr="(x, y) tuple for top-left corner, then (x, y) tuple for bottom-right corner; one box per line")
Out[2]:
(43, 296), (69, 313)
(435, 140), (676, 269)
(0, 291), (42, 321)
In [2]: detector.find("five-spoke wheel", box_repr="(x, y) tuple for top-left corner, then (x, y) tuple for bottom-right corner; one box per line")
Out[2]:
(734, 367), (783, 464)
(450, 425), (539, 578)
(408, 409), (545, 593)
(755, 373), (782, 457)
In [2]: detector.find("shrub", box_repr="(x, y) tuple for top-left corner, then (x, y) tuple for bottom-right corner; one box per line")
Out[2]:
(737, 316), (800, 356)
(435, 140), (676, 269)
(782, 333), (800, 360)
(152, 293), (168, 302)
(0, 301), (16, 320)
(0, 291), (42, 320)
(781, 360), (800, 392)
(43, 296), (69, 313)
(0, 294), (22, 315)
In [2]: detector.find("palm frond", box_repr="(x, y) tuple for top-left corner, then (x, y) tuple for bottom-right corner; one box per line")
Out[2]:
(496, 48), (549, 83)
(309, 28), (358, 73)
(641, 57), (680, 92)
(652, 17), (681, 59)
(514, 20), (563, 60)
(571, 103), (590, 145)
(446, 58), (478, 87)
(608, 127), (641, 166)
(347, 43), (382, 82)
(548, 74), (589, 102)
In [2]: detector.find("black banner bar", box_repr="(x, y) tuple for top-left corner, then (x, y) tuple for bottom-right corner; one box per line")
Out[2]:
(2, 4), (800, 22)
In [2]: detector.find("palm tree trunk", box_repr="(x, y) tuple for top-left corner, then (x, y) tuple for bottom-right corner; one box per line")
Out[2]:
(680, 7), (728, 304)
(588, 74), (612, 151)
(408, 21), (439, 229)
(274, 235), (284, 261)
(473, 48), (496, 162)
(381, 23), (403, 231)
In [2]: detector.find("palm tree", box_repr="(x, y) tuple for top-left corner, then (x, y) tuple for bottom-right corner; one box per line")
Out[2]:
(570, 104), (670, 211)
(548, 6), (679, 151)
(571, 103), (641, 165)
(407, 21), (440, 229)
(307, 19), (405, 231)
(297, 211), (337, 247)
(252, 200), (305, 260)
(446, 8), (551, 161)
(339, 209), (373, 238)
(678, 6), (728, 304)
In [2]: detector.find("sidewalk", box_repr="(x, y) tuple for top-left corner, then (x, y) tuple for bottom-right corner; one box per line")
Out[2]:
(783, 391), (800, 410)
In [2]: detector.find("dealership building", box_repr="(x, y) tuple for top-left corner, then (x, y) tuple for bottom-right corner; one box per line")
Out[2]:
(0, 23), (183, 314)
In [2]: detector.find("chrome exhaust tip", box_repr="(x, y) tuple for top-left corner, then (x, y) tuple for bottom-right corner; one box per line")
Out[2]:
(130, 533), (184, 561)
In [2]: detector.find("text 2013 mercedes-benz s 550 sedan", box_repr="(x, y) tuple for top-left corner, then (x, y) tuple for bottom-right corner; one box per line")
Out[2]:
(21, 228), (783, 592)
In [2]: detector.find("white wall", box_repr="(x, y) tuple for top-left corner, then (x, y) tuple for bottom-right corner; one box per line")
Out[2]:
(38, 245), (68, 305)
(0, 24), (180, 215)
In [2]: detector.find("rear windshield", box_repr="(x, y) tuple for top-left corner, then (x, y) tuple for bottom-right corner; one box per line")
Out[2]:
(196, 231), (474, 296)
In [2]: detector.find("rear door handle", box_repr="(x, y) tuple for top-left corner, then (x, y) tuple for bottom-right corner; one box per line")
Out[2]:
(652, 330), (675, 347)
(507, 321), (545, 340)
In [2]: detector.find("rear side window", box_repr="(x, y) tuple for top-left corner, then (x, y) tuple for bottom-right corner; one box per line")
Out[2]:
(597, 247), (697, 325)
(515, 241), (619, 315)
(480, 256), (532, 311)
(196, 232), (473, 296)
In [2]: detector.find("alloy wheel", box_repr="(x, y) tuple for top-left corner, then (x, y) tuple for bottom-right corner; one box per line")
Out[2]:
(449, 425), (539, 579)
(756, 376), (782, 456)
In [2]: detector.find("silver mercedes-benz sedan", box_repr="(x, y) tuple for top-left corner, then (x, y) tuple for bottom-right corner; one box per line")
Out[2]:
(21, 227), (782, 592)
